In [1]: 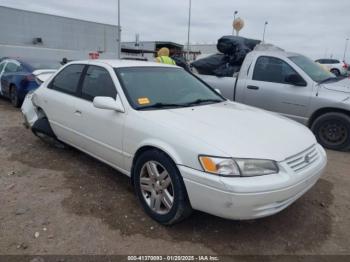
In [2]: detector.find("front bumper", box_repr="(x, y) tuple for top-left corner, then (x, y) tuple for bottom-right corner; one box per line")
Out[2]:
(179, 145), (327, 220)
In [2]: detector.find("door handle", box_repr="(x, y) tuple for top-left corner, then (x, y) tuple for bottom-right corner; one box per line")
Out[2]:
(247, 85), (260, 90)
(74, 110), (82, 116)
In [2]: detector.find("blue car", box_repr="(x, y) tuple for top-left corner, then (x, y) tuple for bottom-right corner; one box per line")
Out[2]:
(0, 58), (61, 107)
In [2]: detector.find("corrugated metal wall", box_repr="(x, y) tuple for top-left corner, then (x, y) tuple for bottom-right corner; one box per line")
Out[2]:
(0, 6), (118, 60)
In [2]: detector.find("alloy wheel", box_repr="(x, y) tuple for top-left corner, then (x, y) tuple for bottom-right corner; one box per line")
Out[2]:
(139, 161), (174, 215)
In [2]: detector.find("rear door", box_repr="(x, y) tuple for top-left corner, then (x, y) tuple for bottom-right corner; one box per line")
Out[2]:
(41, 64), (86, 144)
(242, 56), (312, 123)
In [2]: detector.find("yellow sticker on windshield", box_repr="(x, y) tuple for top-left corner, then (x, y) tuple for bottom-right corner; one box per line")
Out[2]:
(138, 97), (150, 105)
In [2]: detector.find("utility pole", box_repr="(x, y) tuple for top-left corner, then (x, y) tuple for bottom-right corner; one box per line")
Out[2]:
(232, 10), (238, 35)
(117, 0), (121, 59)
(186, 0), (192, 61)
(343, 38), (349, 62)
(262, 21), (268, 43)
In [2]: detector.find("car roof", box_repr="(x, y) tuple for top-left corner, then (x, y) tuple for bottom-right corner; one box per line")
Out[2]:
(68, 59), (180, 69)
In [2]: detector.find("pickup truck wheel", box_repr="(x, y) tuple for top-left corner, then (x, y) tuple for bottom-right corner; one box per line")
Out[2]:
(133, 149), (192, 225)
(311, 112), (350, 151)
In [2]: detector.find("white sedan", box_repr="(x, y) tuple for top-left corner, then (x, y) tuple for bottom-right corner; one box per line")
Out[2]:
(22, 60), (327, 225)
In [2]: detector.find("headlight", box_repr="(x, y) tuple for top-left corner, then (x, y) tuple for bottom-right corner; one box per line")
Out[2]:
(199, 156), (279, 177)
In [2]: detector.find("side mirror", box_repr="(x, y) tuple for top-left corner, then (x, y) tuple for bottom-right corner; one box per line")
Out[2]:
(285, 74), (307, 87)
(93, 95), (125, 113)
(215, 88), (222, 95)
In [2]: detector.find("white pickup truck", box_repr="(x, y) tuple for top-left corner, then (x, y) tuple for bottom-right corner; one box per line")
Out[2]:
(197, 47), (350, 151)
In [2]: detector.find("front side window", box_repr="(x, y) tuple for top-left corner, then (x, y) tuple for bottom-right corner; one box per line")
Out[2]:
(81, 66), (117, 101)
(253, 56), (300, 84)
(50, 64), (85, 95)
(115, 67), (224, 110)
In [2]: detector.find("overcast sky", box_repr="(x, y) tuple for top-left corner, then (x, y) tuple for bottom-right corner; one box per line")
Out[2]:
(1, 0), (350, 60)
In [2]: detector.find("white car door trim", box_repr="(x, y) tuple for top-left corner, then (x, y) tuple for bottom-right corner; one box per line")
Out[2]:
(50, 120), (131, 176)
(49, 119), (133, 159)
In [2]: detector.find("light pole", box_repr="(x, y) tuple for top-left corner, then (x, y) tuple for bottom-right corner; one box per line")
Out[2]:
(117, 0), (121, 59)
(262, 21), (268, 43)
(186, 0), (192, 61)
(343, 38), (349, 62)
(232, 10), (238, 35)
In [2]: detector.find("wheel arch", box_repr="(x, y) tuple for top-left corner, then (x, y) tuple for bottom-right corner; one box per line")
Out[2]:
(130, 144), (182, 186)
(308, 107), (350, 127)
(330, 68), (341, 74)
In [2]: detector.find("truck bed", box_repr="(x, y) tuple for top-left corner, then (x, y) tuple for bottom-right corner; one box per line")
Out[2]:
(197, 74), (237, 100)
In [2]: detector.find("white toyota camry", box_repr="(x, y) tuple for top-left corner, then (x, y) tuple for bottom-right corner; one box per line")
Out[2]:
(22, 60), (327, 225)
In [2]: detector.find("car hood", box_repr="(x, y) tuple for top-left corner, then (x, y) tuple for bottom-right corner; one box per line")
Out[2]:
(141, 102), (316, 162)
(323, 78), (350, 93)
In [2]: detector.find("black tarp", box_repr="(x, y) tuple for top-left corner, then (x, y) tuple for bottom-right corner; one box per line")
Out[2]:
(217, 36), (261, 55)
(191, 36), (261, 77)
(191, 54), (230, 76)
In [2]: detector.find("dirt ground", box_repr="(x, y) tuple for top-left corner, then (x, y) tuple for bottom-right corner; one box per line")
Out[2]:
(0, 98), (349, 256)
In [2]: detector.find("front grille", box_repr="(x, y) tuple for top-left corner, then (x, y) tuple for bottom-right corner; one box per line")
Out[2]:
(285, 145), (319, 173)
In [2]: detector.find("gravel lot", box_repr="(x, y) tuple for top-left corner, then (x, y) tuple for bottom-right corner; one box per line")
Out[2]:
(0, 97), (349, 256)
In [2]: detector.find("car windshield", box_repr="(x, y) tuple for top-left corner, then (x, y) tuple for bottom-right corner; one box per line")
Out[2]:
(115, 67), (225, 110)
(23, 59), (62, 71)
(289, 55), (335, 83)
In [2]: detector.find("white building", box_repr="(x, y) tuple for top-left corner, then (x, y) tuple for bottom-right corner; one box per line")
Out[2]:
(0, 6), (119, 61)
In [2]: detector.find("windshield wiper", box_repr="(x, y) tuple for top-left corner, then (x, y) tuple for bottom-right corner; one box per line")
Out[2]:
(183, 98), (224, 107)
(318, 77), (337, 85)
(138, 102), (189, 110)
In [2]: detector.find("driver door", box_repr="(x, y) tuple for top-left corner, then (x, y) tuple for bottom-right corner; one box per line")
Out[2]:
(242, 56), (312, 123)
(71, 65), (127, 171)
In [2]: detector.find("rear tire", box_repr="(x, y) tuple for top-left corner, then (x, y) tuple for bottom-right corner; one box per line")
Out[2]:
(311, 112), (350, 151)
(10, 85), (21, 108)
(330, 69), (340, 76)
(133, 149), (192, 225)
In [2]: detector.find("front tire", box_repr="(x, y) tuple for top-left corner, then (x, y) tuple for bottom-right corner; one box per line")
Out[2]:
(133, 149), (192, 225)
(311, 112), (350, 151)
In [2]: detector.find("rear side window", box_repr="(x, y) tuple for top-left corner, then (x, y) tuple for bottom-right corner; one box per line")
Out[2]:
(322, 59), (339, 64)
(50, 64), (84, 95)
(4, 62), (20, 73)
(253, 56), (299, 84)
(81, 66), (117, 101)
